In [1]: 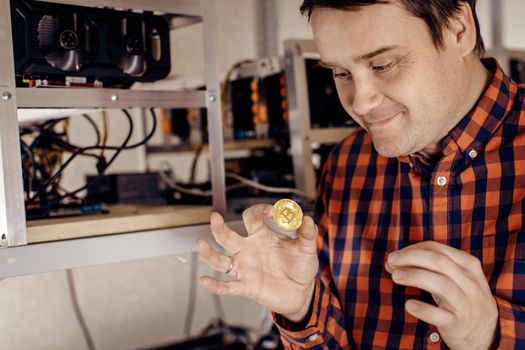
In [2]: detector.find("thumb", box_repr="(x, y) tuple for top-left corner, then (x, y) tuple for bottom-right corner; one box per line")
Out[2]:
(297, 215), (318, 245)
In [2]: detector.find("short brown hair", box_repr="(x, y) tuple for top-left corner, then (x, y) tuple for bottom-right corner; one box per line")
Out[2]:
(300, 0), (485, 57)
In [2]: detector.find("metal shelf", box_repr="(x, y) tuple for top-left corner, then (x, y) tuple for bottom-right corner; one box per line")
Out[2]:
(16, 88), (207, 109)
(146, 139), (278, 154)
(0, 0), (227, 255)
(26, 205), (213, 244)
(0, 220), (246, 278)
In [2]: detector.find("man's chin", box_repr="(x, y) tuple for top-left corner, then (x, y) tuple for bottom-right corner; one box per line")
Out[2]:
(371, 139), (409, 158)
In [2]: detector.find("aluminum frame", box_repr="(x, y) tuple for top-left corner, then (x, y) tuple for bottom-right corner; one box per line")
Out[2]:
(17, 88), (207, 109)
(284, 39), (355, 198)
(0, 0), (226, 264)
(0, 221), (246, 278)
(202, 0), (227, 215)
(0, 0), (28, 247)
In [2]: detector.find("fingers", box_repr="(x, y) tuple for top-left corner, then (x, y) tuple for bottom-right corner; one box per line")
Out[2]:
(395, 241), (484, 278)
(199, 276), (244, 296)
(197, 239), (235, 274)
(391, 267), (466, 313)
(242, 204), (273, 233)
(296, 216), (318, 246)
(210, 212), (242, 254)
(387, 248), (477, 294)
(405, 299), (455, 328)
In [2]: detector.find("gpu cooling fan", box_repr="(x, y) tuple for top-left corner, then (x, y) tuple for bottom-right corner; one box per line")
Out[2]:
(111, 16), (150, 77)
(37, 11), (98, 72)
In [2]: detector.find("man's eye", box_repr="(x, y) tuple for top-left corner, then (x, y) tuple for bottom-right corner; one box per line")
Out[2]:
(373, 61), (396, 73)
(333, 71), (352, 80)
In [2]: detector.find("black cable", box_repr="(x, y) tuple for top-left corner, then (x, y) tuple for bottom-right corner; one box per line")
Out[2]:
(46, 137), (101, 160)
(66, 270), (96, 350)
(57, 109), (134, 200)
(20, 126), (42, 137)
(184, 252), (199, 337)
(60, 108), (157, 153)
(28, 108), (158, 202)
(41, 117), (69, 131)
(59, 108), (158, 200)
(20, 140), (36, 197)
(34, 114), (100, 159)
(111, 108), (157, 150)
(189, 143), (204, 184)
(27, 110), (133, 203)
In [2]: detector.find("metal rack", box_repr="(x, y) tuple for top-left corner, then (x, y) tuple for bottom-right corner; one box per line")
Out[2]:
(0, 0), (227, 277)
(284, 39), (356, 198)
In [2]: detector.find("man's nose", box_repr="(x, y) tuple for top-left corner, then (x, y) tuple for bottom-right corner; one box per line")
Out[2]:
(351, 80), (382, 117)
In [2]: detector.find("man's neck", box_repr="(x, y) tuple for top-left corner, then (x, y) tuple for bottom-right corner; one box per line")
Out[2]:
(419, 57), (493, 161)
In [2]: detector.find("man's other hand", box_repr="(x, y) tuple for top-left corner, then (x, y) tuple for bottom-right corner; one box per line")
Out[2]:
(385, 241), (499, 350)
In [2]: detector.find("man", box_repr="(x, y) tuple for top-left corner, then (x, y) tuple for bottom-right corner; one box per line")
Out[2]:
(197, 0), (525, 348)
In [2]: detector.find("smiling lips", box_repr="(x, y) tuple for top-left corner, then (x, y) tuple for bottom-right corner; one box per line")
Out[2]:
(367, 111), (402, 127)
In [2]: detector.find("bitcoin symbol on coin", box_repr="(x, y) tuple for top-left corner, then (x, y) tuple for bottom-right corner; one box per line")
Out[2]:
(279, 207), (296, 226)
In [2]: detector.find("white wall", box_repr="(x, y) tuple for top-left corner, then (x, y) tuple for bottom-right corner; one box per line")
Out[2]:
(502, 0), (525, 49)
(0, 255), (267, 350)
(275, 0), (312, 52)
(166, 0), (259, 88)
(476, 0), (525, 50)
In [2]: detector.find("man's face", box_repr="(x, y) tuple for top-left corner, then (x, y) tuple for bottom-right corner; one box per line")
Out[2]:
(311, 2), (471, 158)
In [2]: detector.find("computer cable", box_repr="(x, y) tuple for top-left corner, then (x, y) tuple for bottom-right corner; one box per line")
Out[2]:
(66, 269), (96, 350)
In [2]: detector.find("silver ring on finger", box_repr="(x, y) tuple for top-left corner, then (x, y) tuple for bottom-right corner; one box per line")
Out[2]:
(224, 256), (234, 274)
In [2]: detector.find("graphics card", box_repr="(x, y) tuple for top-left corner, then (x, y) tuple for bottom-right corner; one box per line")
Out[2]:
(11, 0), (171, 87)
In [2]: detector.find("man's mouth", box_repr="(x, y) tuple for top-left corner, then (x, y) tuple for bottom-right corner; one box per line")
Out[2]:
(367, 111), (402, 127)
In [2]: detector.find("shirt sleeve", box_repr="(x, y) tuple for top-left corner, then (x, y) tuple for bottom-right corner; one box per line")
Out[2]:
(272, 147), (353, 349)
(495, 297), (525, 349)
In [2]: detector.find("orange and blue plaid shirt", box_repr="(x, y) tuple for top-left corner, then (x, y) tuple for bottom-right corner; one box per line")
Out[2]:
(275, 59), (525, 349)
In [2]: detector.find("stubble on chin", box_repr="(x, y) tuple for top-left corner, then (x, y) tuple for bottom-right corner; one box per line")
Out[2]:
(373, 142), (404, 158)
(370, 132), (417, 158)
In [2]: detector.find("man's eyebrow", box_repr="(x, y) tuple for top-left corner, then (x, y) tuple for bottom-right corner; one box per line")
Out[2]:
(355, 45), (401, 62)
(317, 45), (404, 68)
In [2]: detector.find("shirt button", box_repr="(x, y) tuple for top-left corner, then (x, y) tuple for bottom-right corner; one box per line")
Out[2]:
(436, 176), (447, 186)
(468, 149), (478, 159)
(308, 334), (319, 342)
(429, 332), (441, 343)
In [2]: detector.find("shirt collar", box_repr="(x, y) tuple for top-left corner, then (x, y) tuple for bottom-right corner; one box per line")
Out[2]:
(443, 58), (519, 158)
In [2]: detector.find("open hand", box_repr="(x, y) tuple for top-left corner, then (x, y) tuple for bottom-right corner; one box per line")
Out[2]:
(197, 204), (319, 321)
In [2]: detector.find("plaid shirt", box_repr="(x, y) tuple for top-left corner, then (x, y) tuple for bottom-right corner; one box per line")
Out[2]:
(274, 59), (525, 349)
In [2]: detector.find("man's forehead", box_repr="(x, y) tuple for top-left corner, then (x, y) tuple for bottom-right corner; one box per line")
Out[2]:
(311, 4), (415, 64)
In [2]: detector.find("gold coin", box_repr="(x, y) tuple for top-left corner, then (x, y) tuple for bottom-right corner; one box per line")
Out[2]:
(272, 199), (303, 232)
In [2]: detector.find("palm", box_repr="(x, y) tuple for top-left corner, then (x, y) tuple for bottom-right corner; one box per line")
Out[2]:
(234, 224), (318, 315)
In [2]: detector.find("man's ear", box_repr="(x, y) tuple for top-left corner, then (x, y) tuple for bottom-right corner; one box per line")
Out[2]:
(446, 2), (477, 57)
